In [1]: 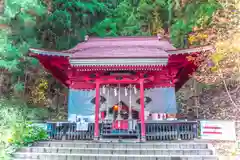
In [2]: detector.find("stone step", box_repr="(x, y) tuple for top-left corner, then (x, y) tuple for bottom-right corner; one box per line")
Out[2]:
(12, 152), (218, 160)
(19, 147), (213, 155)
(35, 141), (209, 149)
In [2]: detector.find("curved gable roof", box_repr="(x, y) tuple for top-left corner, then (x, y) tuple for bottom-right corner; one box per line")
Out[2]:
(68, 37), (175, 58)
(29, 36), (176, 58)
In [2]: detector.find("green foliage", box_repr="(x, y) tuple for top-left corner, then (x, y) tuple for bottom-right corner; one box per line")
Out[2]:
(14, 82), (24, 92)
(91, 0), (220, 48)
(41, 0), (108, 50)
(0, 99), (48, 159)
(170, 0), (220, 48)
(0, 0), (45, 74)
(9, 123), (48, 147)
(92, 0), (167, 36)
(4, 124), (48, 159)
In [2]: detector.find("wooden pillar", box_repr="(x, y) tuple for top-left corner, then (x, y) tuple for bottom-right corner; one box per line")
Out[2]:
(139, 79), (146, 142)
(94, 82), (100, 140)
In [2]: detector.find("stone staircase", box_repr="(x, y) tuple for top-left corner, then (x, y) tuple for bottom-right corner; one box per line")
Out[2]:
(12, 141), (218, 160)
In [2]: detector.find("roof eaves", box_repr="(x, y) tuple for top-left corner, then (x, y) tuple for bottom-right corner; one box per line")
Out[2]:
(29, 48), (71, 57)
(167, 45), (214, 55)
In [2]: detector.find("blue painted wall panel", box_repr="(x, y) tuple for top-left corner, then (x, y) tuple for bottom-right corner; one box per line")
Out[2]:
(68, 89), (95, 121)
(147, 87), (177, 113)
(68, 87), (177, 120)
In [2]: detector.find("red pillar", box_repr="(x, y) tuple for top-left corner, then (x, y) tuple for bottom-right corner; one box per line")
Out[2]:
(139, 79), (146, 142)
(94, 82), (100, 140)
(101, 111), (105, 120)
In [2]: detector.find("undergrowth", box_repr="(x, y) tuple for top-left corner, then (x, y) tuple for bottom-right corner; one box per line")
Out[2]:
(0, 98), (49, 160)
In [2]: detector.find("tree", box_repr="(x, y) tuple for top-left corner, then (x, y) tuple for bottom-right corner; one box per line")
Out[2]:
(190, 0), (240, 85)
(0, 0), (107, 99)
(182, 0), (240, 119)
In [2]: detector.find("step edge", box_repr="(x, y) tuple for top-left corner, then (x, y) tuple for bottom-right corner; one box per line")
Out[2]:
(20, 147), (212, 151)
(13, 152), (218, 157)
(37, 141), (209, 144)
(36, 142), (210, 145)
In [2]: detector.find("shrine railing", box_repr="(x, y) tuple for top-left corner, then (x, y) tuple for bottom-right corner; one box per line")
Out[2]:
(46, 120), (198, 141)
(46, 121), (94, 140)
(144, 120), (198, 141)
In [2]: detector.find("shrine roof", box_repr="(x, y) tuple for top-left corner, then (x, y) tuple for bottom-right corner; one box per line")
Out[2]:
(29, 36), (213, 59)
(67, 36), (175, 51)
(29, 37), (173, 58)
(67, 37), (174, 58)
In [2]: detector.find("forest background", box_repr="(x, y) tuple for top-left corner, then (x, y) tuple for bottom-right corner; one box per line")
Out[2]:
(0, 0), (240, 157)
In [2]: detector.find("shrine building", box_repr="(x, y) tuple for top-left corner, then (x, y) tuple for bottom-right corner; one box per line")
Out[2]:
(28, 36), (213, 141)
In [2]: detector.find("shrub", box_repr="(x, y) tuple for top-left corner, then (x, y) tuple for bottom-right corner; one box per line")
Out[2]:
(9, 122), (48, 146)
(0, 99), (48, 159)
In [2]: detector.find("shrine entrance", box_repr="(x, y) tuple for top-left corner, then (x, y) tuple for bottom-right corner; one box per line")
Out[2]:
(98, 84), (142, 140)
(92, 76), (148, 141)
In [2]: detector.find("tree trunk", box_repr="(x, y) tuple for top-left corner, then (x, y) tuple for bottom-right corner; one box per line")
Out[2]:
(0, 72), (4, 96)
(0, 0), (4, 13)
(193, 79), (200, 119)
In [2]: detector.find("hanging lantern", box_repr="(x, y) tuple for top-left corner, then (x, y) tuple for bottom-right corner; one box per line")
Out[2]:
(114, 88), (117, 96)
(125, 87), (128, 96)
(113, 105), (118, 111)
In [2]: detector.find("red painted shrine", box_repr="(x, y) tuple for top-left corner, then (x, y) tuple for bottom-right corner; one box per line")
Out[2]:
(29, 36), (213, 141)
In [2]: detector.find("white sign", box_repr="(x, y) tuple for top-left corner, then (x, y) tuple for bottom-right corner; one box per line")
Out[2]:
(151, 113), (167, 120)
(68, 114), (77, 122)
(200, 120), (236, 141)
